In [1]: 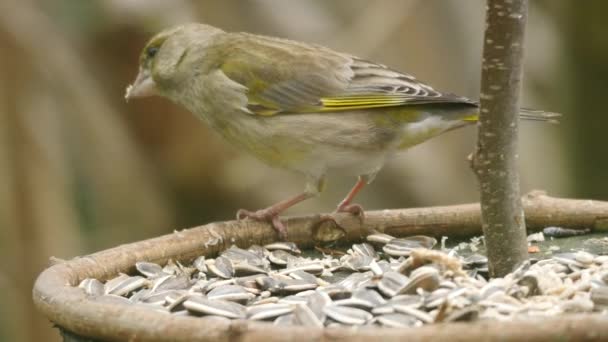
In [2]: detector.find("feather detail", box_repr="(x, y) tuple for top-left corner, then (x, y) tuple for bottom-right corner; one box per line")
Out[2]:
(519, 108), (561, 123)
(216, 34), (474, 116)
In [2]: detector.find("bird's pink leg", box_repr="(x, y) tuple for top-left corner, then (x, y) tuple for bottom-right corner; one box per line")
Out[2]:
(237, 192), (314, 240)
(335, 176), (367, 217)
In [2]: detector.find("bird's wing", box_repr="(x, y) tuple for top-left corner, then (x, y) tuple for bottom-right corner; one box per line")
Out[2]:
(219, 34), (475, 116)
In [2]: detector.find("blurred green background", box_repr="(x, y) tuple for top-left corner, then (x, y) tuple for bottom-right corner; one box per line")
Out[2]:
(1, 0), (605, 340)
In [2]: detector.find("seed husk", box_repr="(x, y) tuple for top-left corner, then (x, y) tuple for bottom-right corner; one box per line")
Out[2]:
(264, 242), (301, 254)
(78, 278), (105, 297)
(293, 303), (324, 327)
(135, 262), (163, 278)
(247, 303), (294, 320)
(323, 305), (372, 325)
(207, 257), (235, 279)
(376, 313), (418, 327)
(208, 285), (256, 303)
(184, 297), (246, 319)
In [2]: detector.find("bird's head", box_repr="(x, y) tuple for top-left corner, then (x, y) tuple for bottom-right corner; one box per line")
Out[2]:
(125, 23), (224, 101)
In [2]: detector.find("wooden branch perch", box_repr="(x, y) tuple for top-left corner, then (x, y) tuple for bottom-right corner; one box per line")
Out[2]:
(472, 0), (530, 277)
(33, 192), (608, 341)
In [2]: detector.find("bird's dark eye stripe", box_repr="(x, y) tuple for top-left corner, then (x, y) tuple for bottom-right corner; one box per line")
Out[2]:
(146, 47), (159, 58)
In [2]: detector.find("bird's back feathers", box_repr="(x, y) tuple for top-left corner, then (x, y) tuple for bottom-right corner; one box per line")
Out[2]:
(217, 33), (476, 117)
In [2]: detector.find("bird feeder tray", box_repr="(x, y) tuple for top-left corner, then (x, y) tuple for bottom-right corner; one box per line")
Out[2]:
(33, 192), (608, 341)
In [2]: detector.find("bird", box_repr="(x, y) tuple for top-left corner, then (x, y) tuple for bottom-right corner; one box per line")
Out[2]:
(126, 23), (557, 240)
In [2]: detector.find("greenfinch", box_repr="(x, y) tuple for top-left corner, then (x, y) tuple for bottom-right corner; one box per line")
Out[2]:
(126, 23), (556, 239)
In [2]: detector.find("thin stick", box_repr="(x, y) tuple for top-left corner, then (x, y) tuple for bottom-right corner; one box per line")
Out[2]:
(472, 0), (530, 277)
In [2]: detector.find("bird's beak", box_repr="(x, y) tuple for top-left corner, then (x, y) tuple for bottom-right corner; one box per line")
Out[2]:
(125, 68), (158, 101)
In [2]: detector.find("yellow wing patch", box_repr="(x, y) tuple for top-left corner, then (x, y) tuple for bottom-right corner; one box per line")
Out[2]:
(461, 114), (479, 122)
(248, 95), (422, 115)
(320, 95), (410, 112)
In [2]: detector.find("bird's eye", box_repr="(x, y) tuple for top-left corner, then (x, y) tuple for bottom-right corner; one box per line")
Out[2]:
(146, 47), (159, 59)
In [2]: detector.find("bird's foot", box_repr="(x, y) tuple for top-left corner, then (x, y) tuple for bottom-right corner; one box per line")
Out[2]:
(314, 203), (365, 235)
(335, 202), (365, 220)
(237, 208), (287, 240)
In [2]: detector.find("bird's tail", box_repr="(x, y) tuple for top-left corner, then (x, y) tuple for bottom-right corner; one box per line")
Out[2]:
(519, 108), (561, 124)
(462, 108), (560, 123)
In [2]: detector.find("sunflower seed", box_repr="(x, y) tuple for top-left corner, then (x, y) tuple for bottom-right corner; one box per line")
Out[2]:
(108, 276), (148, 296)
(78, 278), (105, 296)
(206, 257), (234, 279)
(399, 266), (440, 295)
(184, 297), (246, 319)
(378, 272), (409, 297)
(268, 250), (297, 266)
(383, 236), (436, 257)
(351, 243), (378, 259)
(323, 305), (372, 325)
(208, 285), (255, 303)
(135, 262), (163, 278)
(293, 303), (324, 327)
(375, 313), (418, 327)
(264, 242), (301, 254)
(273, 313), (294, 326)
(192, 256), (207, 273)
(366, 233), (395, 245)
(247, 303), (293, 320)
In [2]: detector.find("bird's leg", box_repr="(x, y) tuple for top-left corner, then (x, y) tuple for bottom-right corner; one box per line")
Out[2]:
(237, 176), (325, 240)
(334, 175), (370, 218)
(316, 174), (372, 229)
(237, 192), (313, 222)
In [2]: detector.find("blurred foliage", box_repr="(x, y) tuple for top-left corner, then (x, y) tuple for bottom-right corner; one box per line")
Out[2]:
(560, 2), (608, 199)
(0, 0), (603, 341)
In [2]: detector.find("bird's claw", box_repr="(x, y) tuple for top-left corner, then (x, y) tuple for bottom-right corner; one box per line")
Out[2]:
(236, 208), (288, 240)
(335, 203), (365, 221)
(314, 203), (366, 232)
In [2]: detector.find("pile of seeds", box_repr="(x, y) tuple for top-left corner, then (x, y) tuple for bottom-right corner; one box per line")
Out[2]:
(78, 233), (608, 327)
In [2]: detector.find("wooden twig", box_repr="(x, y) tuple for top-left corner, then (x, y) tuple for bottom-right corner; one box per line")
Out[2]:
(472, 0), (530, 277)
(32, 193), (608, 341)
